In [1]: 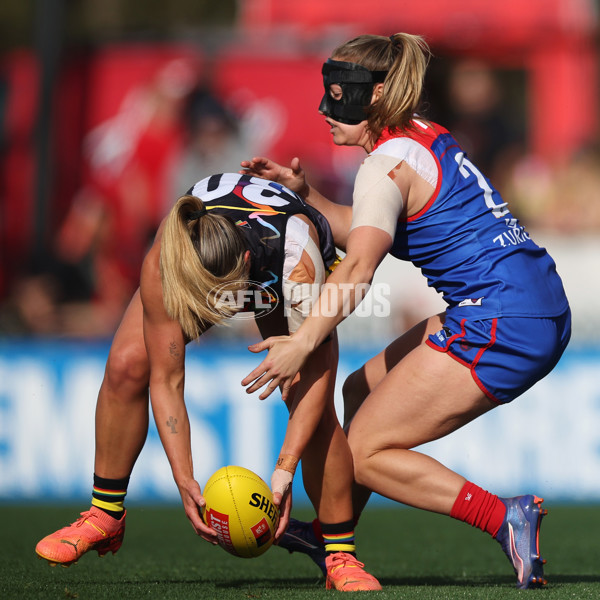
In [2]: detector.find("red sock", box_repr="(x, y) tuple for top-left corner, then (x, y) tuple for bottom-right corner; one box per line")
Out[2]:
(311, 518), (324, 543)
(450, 481), (506, 537)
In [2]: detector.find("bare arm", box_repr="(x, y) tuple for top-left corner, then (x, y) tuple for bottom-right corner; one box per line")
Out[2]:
(240, 156), (352, 250)
(304, 184), (352, 251)
(242, 225), (392, 400)
(140, 239), (217, 543)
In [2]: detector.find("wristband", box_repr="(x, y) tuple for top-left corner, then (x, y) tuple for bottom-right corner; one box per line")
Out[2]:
(276, 454), (299, 474)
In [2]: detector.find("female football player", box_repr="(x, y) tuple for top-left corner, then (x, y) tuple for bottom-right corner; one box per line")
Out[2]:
(240, 33), (571, 590)
(35, 173), (380, 592)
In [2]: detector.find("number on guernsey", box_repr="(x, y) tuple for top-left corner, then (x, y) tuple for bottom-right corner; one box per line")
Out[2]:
(455, 152), (509, 218)
(191, 174), (291, 207)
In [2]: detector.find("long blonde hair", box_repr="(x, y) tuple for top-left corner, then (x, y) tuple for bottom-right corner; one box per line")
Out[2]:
(331, 33), (431, 139)
(160, 194), (250, 339)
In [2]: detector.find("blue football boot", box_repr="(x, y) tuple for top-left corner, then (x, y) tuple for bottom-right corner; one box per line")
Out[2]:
(496, 495), (548, 589)
(277, 518), (326, 576)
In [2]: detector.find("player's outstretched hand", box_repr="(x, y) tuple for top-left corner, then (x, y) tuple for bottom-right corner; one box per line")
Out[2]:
(240, 156), (308, 197)
(271, 469), (293, 539)
(242, 335), (309, 401)
(178, 477), (219, 544)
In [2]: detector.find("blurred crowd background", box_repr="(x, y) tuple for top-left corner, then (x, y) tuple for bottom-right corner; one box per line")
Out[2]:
(1, 0), (598, 345)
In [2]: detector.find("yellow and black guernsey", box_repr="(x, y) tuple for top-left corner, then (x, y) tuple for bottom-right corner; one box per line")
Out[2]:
(187, 173), (336, 316)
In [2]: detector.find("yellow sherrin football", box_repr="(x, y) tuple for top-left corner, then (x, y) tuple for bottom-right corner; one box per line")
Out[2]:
(202, 465), (279, 558)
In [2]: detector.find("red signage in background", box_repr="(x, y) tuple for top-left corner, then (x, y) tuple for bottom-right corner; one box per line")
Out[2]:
(238, 0), (599, 163)
(0, 0), (597, 314)
(1, 51), (39, 295)
(0, 46), (203, 304)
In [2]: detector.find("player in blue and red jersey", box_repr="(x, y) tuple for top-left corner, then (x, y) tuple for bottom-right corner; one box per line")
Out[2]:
(241, 33), (570, 590)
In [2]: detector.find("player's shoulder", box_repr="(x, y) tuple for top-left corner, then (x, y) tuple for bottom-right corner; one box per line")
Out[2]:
(374, 120), (449, 153)
(367, 123), (441, 189)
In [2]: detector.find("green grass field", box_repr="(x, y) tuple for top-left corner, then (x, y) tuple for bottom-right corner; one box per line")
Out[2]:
(2, 504), (598, 599)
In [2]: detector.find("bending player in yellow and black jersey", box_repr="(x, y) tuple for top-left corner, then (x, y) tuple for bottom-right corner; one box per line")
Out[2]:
(35, 173), (380, 592)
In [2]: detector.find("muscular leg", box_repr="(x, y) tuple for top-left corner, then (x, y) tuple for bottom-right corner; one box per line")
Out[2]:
(344, 345), (550, 591)
(342, 314), (445, 516)
(94, 289), (151, 479)
(36, 289), (152, 565)
(343, 314), (445, 429)
(347, 342), (495, 515)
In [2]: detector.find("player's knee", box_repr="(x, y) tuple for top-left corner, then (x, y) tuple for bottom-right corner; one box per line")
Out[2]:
(105, 342), (149, 393)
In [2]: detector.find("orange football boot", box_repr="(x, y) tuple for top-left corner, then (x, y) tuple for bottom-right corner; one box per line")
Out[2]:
(35, 506), (126, 566)
(325, 552), (382, 591)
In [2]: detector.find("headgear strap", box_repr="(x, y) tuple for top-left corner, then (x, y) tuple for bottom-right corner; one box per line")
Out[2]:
(187, 206), (207, 221)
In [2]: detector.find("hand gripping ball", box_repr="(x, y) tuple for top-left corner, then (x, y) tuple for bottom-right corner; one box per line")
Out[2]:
(202, 465), (280, 558)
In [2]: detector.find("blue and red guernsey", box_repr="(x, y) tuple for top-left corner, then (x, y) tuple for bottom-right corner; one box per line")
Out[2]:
(372, 122), (568, 318)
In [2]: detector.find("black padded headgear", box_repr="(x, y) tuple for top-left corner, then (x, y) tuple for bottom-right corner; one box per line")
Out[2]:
(319, 59), (388, 125)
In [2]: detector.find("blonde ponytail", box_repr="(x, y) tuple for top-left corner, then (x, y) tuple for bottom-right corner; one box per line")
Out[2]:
(332, 33), (431, 138)
(160, 195), (249, 339)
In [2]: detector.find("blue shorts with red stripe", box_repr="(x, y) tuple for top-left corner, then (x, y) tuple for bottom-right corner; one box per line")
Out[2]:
(426, 308), (571, 404)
